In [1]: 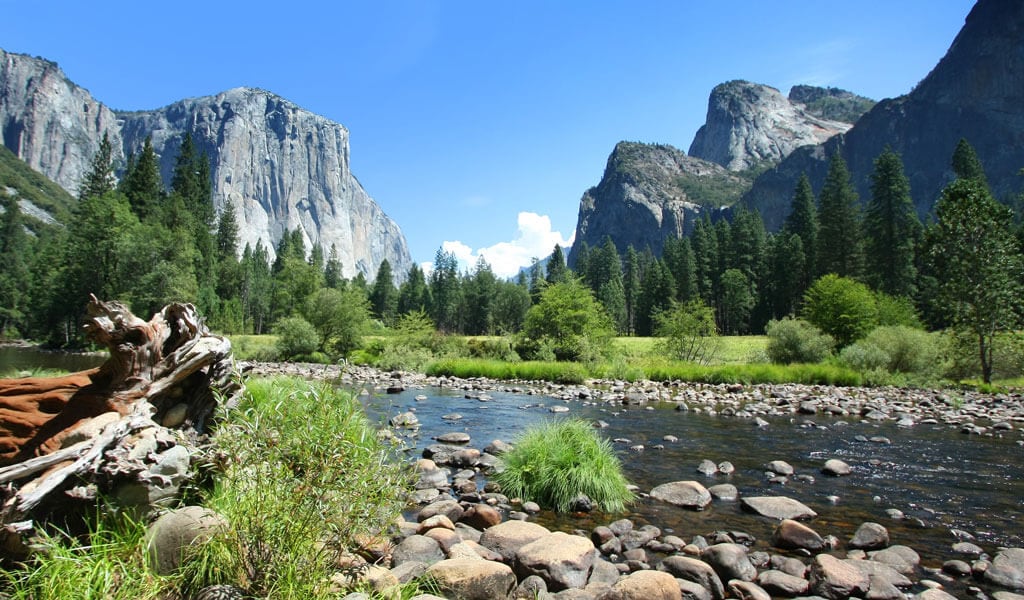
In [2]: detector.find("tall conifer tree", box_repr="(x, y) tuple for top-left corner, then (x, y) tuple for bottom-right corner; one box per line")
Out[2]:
(816, 153), (864, 279)
(865, 147), (920, 297)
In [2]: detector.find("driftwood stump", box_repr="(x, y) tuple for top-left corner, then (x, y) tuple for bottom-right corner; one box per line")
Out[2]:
(0, 296), (241, 558)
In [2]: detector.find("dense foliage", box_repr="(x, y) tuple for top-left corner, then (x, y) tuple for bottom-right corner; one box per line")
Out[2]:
(1, 134), (1021, 382)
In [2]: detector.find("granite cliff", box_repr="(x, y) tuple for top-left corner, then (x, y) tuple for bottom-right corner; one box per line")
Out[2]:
(568, 142), (748, 261)
(688, 80), (858, 172)
(740, 0), (1024, 230)
(0, 49), (411, 279)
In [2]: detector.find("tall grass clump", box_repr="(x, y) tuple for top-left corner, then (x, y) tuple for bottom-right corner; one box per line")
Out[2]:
(493, 419), (633, 513)
(1, 511), (167, 599)
(180, 377), (412, 598)
(427, 358), (587, 384)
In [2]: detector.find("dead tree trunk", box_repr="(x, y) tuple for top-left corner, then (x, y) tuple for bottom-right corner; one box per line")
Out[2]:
(0, 296), (241, 558)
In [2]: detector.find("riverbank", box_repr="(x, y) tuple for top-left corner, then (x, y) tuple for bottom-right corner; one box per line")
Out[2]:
(247, 361), (1024, 599)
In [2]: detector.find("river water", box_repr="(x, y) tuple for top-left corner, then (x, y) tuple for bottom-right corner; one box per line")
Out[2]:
(359, 384), (1024, 570)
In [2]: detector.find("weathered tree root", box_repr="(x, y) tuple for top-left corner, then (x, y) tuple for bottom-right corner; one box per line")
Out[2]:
(0, 296), (241, 559)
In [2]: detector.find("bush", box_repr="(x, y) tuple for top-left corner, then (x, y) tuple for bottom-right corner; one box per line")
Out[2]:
(874, 293), (923, 328)
(518, 279), (614, 362)
(653, 300), (720, 365)
(467, 337), (520, 361)
(181, 377), (411, 598)
(766, 317), (835, 364)
(802, 274), (878, 348)
(493, 419), (633, 513)
(273, 316), (319, 360)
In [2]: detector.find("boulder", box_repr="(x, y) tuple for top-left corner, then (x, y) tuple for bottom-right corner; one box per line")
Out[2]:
(612, 570), (683, 600)
(659, 555), (725, 600)
(144, 506), (227, 575)
(708, 484), (739, 501)
(418, 499), (465, 523)
(757, 570), (809, 596)
(479, 520), (550, 563)
(849, 522), (889, 550)
(728, 580), (771, 600)
(461, 504), (503, 530)
(424, 558), (516, 600)
(703, 543), (758, 583)
(868, 545), (920, 575)
(515, 531), (596, 591)
(986, 548), (1024, 590)
(773, 519), (825, 552)
(822, 459), (851, 476)
(650, 480), (712, 510)
(392, 535), (445, 566)
(809, 554), (869, 600)
(765, 460), (795, 476)
(741, 496), (817, 520)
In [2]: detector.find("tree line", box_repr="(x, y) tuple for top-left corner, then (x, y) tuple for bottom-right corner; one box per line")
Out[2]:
(0, 136), (1020, 381)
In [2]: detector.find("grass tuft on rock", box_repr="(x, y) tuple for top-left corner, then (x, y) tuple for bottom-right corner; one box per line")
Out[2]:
(493, 419), (633, 513)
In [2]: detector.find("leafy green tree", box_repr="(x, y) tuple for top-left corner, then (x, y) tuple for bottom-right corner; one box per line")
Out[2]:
(79, 132), (116, 201)
(303, 286), (371, 355)
(816, 153), (864, 279)
(369, 259), (398, 326)
(520, 278), (614, 362)
(128, 221), (200, 316)
(718, 268), (754, 334)
(801, 274), (878, 348)
(784, 174), (818, 288)
(274, 315), (320, 359)
(546, 244), (569, 284)
(865, 147), (920, 297)
(924, 178), (1023, 382)
(654, 300), (719, 364)
(491, 279), (532, 334)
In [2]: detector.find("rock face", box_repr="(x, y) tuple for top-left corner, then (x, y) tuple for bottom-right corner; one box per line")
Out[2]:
(0, 49), (412, 279)
(688, 80), (854, 172)
(740, 0), (1024, 230)
(568, 142), (746, 262)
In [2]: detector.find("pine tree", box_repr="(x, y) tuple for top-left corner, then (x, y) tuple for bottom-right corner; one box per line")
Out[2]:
(121, 136), (163, 220)
(546, 244), (569, 284)
(369, 259), (398, 326)
(816, 153), (864, 279)
(784, 174), (818, 288)
(765, 233), (806, 319)
(398, 263), (430, 315)
(691, 215), (718, 305)
(865, 147), (920, 297)
(0, 196), (30, 335)
(635, 258), (675, 336)
(79, 132), (116, 201)
(324, 244), (343, 289)
(215, 202), (240, 260)
(951, 138), (989, 190)
(663, 237), (697, 303)
(623, 246), (641, 335)
(461, 256), (497, 334)
(429, 248), (462, 332)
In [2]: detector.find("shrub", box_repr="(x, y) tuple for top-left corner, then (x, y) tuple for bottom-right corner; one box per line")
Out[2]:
(653, 300), (720, 365)
(493, 419), (633, 513)
(467, 337), (520, 361)
(518, 279), (614, 362)
(802, 274), (878, 348)
(874, 293), (923, 328)
(766, 317), (835, 364)
(181, 377), (411, 598)
(273, 316), (319, 360)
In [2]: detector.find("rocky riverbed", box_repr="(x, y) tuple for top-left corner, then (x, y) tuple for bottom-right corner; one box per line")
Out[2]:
(247, 362), (1024, 599)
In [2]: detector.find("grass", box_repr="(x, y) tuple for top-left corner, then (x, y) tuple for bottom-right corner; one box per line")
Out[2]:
(226, 334), (279, 361)
(2, 377), (414, 600)
(427, 358), (587, 384)
(493, 419), (634, 513)
(611, 336), (767, 365)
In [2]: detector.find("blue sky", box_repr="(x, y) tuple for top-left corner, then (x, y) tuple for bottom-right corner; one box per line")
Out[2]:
(1, 1), (974, 276)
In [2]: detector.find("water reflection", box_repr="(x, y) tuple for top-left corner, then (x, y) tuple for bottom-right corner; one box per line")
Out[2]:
(358, 384), (1024, 565)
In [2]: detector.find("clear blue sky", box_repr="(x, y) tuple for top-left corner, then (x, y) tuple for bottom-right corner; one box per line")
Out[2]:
(1, 1), (974, 276)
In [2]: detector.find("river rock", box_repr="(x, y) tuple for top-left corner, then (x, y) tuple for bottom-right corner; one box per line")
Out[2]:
(479, 520), (550, 563)
(741, 496), (817, 520)
(822, 459), (851, 476)
(703, 543), (757, 582)
(418, 499), (464, 523)
(650, 481), (712, 510)
(418, 515), (456, 533)
(869, 545), (920, 575)
(985, 548), (1024, 590)
(612, 570), (682, 600)
(810, 554), (870, 599)
(144, 506), (227, 575)
(757, 570), (809, 596)
(708, 484), (739, 501)
(942, 559), (972, 577)
(425, 527), (461, 554)
(849, 522), (889, 550)
(765, 460), (794, 476)
(773, 519), (825, 551)
(728, 580), (771, 600)
(461, 504), (502, 530)
(697, 459), (719, 476)
(392, 535), (445, 566)
(913, 590), (959, 600)
(952, 541), (985, 557)
(515, 531), (596, 591)
(424, 557), (516, 600)
(659, 555), (726, 600)
(390, 411), (419, 428)
(390, 560), (429, 584)
(717, 461), (736, 474)
(437, 432), (471, 444)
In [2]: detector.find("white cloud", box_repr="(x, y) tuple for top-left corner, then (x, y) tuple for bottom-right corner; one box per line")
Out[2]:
(432, 212), (575, 279)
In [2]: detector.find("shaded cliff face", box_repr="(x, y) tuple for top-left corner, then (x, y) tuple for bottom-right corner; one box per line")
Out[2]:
(688, 80), (854, 172)
(0, 50), (411, 279)
(569, 142), (745, 261)
(741, 0), (1024, 231)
